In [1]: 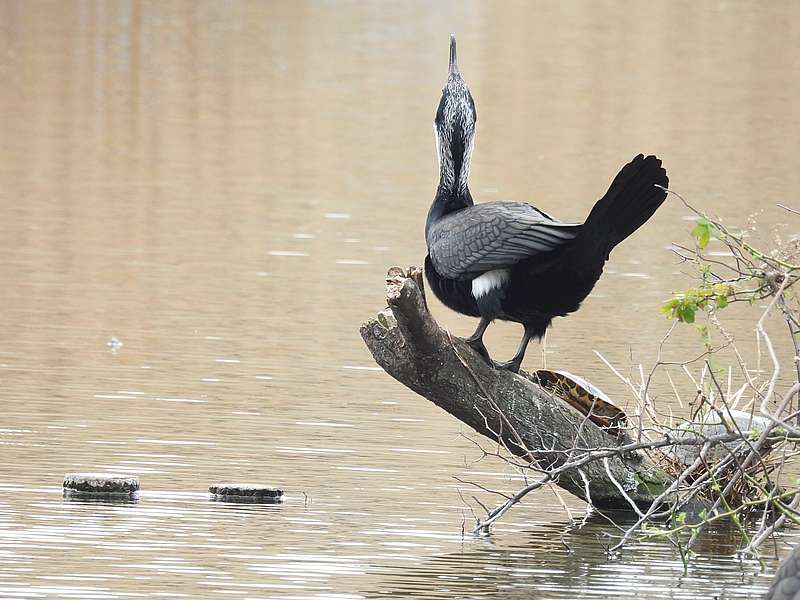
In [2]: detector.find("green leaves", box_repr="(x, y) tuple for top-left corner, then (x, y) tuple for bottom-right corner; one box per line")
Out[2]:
(691, 218), (718, 250)
(660, 284), (733, 323)
(660, 295), (695, 323)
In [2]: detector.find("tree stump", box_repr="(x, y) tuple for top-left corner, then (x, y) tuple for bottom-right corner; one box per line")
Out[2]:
(360, 266), (674, 509)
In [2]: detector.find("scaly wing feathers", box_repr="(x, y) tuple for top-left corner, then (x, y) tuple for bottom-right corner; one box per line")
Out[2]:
(427, 201), (581, 279)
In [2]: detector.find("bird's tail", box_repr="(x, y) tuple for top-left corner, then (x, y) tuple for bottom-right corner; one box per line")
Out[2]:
(580, 154), (668, 253)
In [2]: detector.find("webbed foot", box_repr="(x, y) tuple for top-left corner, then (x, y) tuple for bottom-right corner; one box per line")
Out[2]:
(493, 358), (522, 373)
(465, 336), (494, 367)
(492, 325), (536, 374)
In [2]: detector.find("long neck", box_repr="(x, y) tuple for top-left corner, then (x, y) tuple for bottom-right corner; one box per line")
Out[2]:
(426, 124), (475, 240)
(436, 123), (473, 199)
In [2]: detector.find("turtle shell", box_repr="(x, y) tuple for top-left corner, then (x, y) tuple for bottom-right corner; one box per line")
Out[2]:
(534, 369), (628, 436)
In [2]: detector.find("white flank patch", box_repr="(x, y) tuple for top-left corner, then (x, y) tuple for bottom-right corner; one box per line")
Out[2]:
(471, 269), (509, 299)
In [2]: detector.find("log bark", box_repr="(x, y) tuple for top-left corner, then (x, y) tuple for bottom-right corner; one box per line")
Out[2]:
(360, 266), (674, 509)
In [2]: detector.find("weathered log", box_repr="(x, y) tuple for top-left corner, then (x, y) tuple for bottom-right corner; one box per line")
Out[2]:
(360, 266), (674, 509)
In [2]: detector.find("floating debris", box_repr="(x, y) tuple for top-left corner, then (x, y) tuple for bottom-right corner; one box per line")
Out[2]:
(336, 259), (368, 265)
(209, 483), (284, 503)
(324, 212), (350, 220)
(63, 473), (139, 499)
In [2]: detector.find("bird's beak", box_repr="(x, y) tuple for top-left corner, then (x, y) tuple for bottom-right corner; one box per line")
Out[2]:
(448, 34), (459, 77)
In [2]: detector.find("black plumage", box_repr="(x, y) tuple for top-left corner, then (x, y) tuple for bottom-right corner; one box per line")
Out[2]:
(425, 35), (669, 372)
(767, 543), (800, 600)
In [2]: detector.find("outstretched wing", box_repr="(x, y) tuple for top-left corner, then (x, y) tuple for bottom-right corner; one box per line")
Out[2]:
(427, 201), (581, 279)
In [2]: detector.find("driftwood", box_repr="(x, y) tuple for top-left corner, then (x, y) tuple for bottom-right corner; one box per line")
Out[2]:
(360, 266), (675, 510)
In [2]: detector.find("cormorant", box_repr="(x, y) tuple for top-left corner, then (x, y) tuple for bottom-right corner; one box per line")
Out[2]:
(767, 542), (800, 600)
(424, 35), (669, 373)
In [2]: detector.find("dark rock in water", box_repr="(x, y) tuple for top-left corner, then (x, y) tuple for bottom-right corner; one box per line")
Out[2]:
(208, 483), (283, 503)
(63, 473), (140, 498)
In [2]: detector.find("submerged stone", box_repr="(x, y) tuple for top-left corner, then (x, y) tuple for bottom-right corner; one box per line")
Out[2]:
(63, 473), (140, 497)
(208, 483), (283, 503)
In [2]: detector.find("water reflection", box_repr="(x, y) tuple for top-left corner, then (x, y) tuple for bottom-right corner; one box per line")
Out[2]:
(0, 481), (788, 598)
(373, 515), (768, 599)
(0, 0), (799, 597)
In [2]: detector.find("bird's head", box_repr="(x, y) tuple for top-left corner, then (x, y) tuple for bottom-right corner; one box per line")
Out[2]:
(435, 34), (476, 198)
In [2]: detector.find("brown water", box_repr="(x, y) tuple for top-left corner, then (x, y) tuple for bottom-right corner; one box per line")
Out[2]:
(1, 1), (799, 598)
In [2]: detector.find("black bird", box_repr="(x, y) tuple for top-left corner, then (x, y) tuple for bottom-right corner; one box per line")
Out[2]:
(767, 542), (800, 600)
(424, 35), (669, 373)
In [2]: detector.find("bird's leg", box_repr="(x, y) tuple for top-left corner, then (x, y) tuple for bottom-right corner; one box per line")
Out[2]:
(494, 326), (535, 373)
(463, 317), (493, 366)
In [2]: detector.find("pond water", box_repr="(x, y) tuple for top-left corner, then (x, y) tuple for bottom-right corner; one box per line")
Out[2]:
(1, 1), (799, 598)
